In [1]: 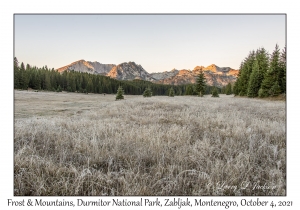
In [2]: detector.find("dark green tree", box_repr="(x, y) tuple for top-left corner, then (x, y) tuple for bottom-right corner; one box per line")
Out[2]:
(247, 48), (269, 97)
(279, 46), (286, 94)
(185, 85), (194, 95)
(196, 70), (206, 97)
(269, 81), (281, 96)
(234, 51), (256, 96)
(234, 47), (270, 97)
(247, 59), (260, 97)
(14, 57), (19, 68)
(116, 86), (124, 100)
(86, 79), (94, 93)
(143, 87), (152, 97)
(18, 62), (29, 89)
(259, 44), (281, 97)
(57, 85), (62, 92)
(14, 57), (20, 89)
(211, 87), (219, 97)
(169, 87), (175, 97)
(225, 83), (232, 95)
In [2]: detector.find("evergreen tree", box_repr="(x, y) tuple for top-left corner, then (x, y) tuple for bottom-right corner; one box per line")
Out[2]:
(169, 87), (175, 97)
(42, 72), (51, 90)
(86, 79), (94, 93)
(14, 57), (20, 89)
(143, 87), (152, 97)
(225, 83), (232, 95)
(18, 62), (28, 89)
(57, 85), (62, 92)
(211, 87), (219, 97)
(233, 62), (244, 95)
(259, 44), (281, 97)
(196, 70), (206, 97)
(269, 81), (281, 96)
(279, 46), (286, 94)
(185, 85), (193, 95)
(14, 57), (19, 68)
(116, 86), (124, 100)
(235, 51), (256, 96)
(247, 48), (269, 97)
(221, 86), (226, 94)
(247, 59), (260, 97)
(32, 70), (41, 90)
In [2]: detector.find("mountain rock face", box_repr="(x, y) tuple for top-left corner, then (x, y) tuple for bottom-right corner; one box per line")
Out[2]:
(57, 60), (116, 75)
(150, 69), (179, 80)
(57, 60), (238, 87)
(107, 62), (155, 81)
(157, 66), (238, 87)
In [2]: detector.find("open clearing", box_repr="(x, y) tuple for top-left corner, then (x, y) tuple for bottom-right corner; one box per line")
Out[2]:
(14, 90), (286, 195)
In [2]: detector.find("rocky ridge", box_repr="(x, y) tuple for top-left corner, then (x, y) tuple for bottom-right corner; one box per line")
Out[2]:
(57, 60), (116, 75)
(107, 62), (155, 81)
(57, 60), (238, 87)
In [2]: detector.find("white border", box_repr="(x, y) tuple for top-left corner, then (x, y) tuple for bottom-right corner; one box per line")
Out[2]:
(1, 0), (299, 209)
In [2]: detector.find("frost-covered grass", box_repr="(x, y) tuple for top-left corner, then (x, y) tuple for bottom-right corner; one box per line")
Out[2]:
(14, 90), (286, 195)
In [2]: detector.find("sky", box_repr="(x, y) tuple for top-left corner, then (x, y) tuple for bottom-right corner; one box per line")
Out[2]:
(14, 14), (285, 73)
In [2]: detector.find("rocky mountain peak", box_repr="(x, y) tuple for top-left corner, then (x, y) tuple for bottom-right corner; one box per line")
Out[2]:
(107, 61), (155, 81)
(57, 59), (116, 75)
(57, 60), (238, 87)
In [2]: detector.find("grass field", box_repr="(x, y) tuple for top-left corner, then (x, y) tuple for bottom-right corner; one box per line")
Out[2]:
(14, 90), (286, 196)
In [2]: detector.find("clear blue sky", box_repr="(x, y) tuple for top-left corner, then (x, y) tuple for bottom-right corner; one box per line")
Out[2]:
(15, 14), (285, 73)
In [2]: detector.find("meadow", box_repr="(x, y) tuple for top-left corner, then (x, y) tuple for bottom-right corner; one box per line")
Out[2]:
(14, 90), (286, 196)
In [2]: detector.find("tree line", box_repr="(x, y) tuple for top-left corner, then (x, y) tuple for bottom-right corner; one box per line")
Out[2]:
(233, 44), (286, 98)
(14, 57), (220, 96)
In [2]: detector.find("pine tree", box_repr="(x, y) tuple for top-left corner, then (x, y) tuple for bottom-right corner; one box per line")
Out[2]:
(19, 62), (29, 89)
(86, 79), (94, 93)
(259, 44), (281, 97)
(225, 83), (232, 95)
(57, 85), (62, 92)
(14, 57), (20, 89)
(116, 86), (124, 100)
(233, 62), (244, 95)
(247, 59), (260, 97)
(247, 48), (269, 97)
(279, 46), (286, 94)
(211, 87), (219, 97)
(234, 51), (256, 96)
(14, 57), (19, 68)
(143, 87), (152, 97)
(169, 87), (175, 97)
(44, 72), (51, 90)
(196, 70), (206, 97)
(221, 86), (226, 94)
(269, 81), (281, 96)
(185, 85), (194, 95)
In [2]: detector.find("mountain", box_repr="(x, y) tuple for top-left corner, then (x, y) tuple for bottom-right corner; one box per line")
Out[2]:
(57, 60), (115, 75)
(152, 67), (236, 87)
(150, 64), (238, 86)
(107, 62), (155, 81)
(57, 60), (238, 87)
(150, 68), (179, 80)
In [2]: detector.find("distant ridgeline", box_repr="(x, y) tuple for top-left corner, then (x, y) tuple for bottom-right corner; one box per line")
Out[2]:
(13, 58), (218, 96)
(233, 44), (286, 98)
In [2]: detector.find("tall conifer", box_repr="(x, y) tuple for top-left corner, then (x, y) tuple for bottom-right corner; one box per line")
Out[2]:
(196, 70), (206, 97)
(259, 44), (281, 97)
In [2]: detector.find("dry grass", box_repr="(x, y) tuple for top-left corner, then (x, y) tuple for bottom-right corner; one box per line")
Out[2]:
(14, 90), (286, 196)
